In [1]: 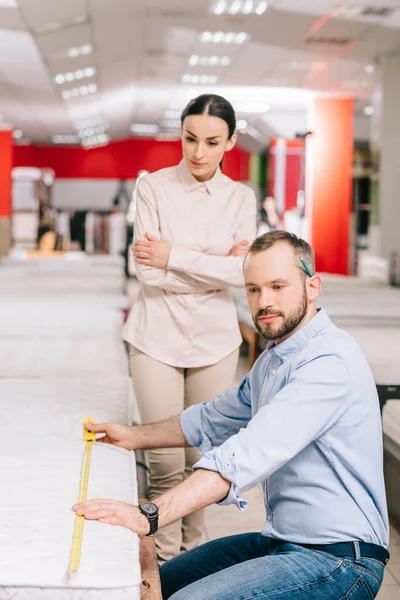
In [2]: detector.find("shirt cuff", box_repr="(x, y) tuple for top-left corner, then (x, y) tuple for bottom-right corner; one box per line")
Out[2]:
(193, 451), (248, 511)
(180, 404), (213, 454)
(168, 246), (191, 272)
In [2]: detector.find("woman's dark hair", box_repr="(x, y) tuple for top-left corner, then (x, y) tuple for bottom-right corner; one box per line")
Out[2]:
(180, 94), (236, 139)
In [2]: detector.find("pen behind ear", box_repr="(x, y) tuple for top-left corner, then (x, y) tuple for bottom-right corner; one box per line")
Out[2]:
(300, 257), (313, 278)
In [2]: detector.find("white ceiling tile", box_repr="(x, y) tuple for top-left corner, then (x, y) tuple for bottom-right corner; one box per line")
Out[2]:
(0, 30), (53, 92)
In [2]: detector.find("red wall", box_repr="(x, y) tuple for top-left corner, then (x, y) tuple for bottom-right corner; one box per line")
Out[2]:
(13, 138), (250, 181)
(311, 98), (353, 275)
(268, 139), (303, 211)
(0, 131), (13, 217)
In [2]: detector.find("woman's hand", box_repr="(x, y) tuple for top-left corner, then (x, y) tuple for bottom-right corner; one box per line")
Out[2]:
(133, 233), (171, 268)
(228, 240), (250, 257)
(72, 499), (150, 536)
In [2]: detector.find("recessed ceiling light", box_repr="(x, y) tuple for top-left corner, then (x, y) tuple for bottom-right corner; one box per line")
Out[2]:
(61, 84), (97, 100)
(236, 119), (248, 130)
(13, 129), (23, 139)
(130, 123), (159, 135)
(189, 54), (231, 67)
(364, 64), (375, 74)
(52, 135), (80, 144)
(210, 0), (267, 15)
(364, 105), (374, 116)
(54, 67), (97, 85)
(181, 74), (218, 84)
(161, 119), (181, 129)
(67, 44), (93, 58)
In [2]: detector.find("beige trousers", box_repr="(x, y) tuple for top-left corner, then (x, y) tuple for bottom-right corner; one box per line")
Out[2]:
(129, 346), (239, 563)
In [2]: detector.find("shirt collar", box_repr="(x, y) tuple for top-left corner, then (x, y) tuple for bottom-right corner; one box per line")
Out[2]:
(177, 158), (223, 196)
(269, 308), (331, 360)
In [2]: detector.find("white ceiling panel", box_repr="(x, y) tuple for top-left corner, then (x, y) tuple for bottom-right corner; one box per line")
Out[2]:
(17, 0), (88, 32)
(1, 0), (399, 145)
(0, 29), (53, 92)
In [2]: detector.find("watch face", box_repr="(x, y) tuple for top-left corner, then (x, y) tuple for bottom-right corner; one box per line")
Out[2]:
(141, 502), (158, 516)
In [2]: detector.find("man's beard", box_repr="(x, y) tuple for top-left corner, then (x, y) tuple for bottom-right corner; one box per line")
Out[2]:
(253, 287), (308, 342)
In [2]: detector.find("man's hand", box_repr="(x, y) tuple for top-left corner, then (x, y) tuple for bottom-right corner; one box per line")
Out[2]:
(72, 499), (150, 536)
(86, 422), (136, 450)
(228, 240), (250, 257)
(133, 233), (171, 268)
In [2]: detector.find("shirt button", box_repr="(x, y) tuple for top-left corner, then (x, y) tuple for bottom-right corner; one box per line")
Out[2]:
(271, 369), (277, 375)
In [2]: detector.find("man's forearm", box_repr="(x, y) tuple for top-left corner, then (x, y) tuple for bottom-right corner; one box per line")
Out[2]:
(134, 416), (190, 450)
(154, 468), (231, 529)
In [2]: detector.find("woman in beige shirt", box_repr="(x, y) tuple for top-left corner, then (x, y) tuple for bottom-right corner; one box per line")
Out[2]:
(123, 94), (257, 562)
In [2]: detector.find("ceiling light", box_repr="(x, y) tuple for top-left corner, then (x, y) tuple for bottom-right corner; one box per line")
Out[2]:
(52, 135), (80, 144)
(210, 0), (267, 15)
(81, 44), (93, 55)
(67, 44), (93, 58)
(68, 48), (80, 58)
(75, 119), (106, 130)
(364, 64), (375, 74)
(189, 55), (231, 67)
(84, 67), (95, 78)
(235, 102), (270, 113)
(82, 134), (109, 149)
(181, 74), (218, 84)
(364, 105), (374, 116)
(13, 130), (23, 139)
(0, 0), (18, 6)
(161, 119), (181, 128)
(130, 123), (159, 135)
(236, 119), (247, 130)
(61, 84), (97, 100)
(54, 67), (97, 85)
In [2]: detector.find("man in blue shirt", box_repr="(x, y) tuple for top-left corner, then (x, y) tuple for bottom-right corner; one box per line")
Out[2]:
(74, 231), (389, 600)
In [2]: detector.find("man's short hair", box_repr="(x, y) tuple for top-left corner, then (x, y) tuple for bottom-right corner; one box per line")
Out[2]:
(249, 231), (315, 278)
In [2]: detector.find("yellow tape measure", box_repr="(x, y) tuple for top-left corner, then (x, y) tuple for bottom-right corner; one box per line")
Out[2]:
(69, 418), (96, 573)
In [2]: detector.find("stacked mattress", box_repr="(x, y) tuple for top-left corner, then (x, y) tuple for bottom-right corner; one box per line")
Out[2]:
(0, 255), (141, 599)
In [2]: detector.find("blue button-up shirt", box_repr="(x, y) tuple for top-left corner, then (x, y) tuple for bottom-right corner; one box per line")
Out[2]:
(180, 309), (389, 547)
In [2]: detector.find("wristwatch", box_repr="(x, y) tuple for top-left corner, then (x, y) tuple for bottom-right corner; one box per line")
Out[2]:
(139, 502), (159, 536)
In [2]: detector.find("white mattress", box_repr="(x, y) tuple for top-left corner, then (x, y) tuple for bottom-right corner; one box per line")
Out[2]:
(0, 298), (125, 341)
(0, 339), (129, 378)
(0, 437), (141, 599)
(0, 377), (138, 439)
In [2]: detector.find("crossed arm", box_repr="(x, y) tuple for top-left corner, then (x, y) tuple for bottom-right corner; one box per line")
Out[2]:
(132, 178), (257, 292)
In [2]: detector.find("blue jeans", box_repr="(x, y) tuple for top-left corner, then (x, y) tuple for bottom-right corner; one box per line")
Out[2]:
(160, 533), (385, 600)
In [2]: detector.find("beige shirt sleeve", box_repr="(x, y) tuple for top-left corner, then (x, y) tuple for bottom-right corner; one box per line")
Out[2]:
(134, 179), (222, 293)
(167, 188), (257, 288)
